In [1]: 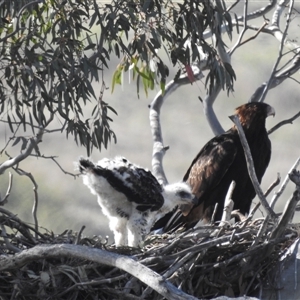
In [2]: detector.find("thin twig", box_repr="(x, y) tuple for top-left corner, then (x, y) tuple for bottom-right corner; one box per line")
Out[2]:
(235, 21), (268, 49)
(270, 157), (300, 209)
(248, 172), (281, 219)
(229, 0), (249, 56)
(12, 167), (39, 239)
(268, 111), (300, 135)
(0, 127), (44, 174)
(39, 155), (77, 178)
(260, 0), (295, 102)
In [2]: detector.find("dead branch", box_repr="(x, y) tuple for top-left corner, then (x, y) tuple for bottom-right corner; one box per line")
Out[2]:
(270, 157), (300, 209)
(0, 206), (43, 242)
(219, 181), (235, 227)
(0, 207), (296, 299)
(247, 173), (281, 220)
(268, 111), (300, 135)
(229, 115), (276, 220)
(0, 243), (198, 300)
(13, 167), (39, 238)
(270, 169), (300, 240)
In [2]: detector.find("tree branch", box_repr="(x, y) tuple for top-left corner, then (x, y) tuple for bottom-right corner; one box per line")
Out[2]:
(270, 169), (300, 240)
(0, 127), (44, 174)
(259, 0), (295, 102)
(149, 65), (204, 184)
(268, 111), (300, 135)
(270, 157), (300, 209)
(219, 181), (235, 227)
(0, 172), (13, 205)
(229, 115), (276, 220)
(12, 167), (39, 238)
(0, 244), (198, 300)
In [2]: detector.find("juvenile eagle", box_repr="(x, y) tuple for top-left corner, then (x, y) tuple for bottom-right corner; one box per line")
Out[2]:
(154, 102), (275, 232)
(77, 156), (196, 247)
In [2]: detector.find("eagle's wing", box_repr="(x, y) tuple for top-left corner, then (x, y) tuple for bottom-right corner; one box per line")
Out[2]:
(184, 134), (238, 200)
(156, 133), (238, 232)
(93, 157), (165, 212)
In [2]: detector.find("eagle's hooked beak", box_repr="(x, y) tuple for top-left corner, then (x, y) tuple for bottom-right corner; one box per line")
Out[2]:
(267, 105), (275, 117)
(191, 195), (198, 205)
(180, 195), (198, 216)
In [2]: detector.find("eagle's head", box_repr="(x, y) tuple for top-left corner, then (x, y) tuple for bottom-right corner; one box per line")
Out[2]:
(162, 182), (197, 216)
(234, 102), (275, 131)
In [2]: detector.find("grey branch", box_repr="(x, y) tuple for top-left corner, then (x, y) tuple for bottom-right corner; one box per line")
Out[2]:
(247, 173), (281, 221)
(0, 172), (13, 205)
(270, 157), (300, 209)
(219, 181), (235, 227)
(12, 167), (39, 238)
(250, 0), (300, 102)
(202, 85), (224, 135)
(149, 65), (204, 185)
(201, 13), (233, 136)
(268, 111), (300, 135)
(229, 115), (276, 220)
(0, 127), (44, 175)
(0, 244), (198, 300)
(270, 169), (300, 240)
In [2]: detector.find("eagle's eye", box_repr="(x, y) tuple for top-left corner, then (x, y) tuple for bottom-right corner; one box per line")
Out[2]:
(177, 191), (190, 198)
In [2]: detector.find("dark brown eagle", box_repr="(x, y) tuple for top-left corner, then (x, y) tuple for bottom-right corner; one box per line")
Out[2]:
(153, 102), (275, 232)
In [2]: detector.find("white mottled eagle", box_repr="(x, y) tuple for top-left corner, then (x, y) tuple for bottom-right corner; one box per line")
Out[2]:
(77, 156), (196, 247)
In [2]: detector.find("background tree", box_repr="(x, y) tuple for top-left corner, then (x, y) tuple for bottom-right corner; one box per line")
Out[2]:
(0, 0), (300, 298)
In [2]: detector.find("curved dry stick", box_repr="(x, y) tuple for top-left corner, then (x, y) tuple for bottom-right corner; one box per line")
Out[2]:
(268, 111), (300, 135)
(13, 167), (39, 238)
(0, 244), (198, 300)
(247, 172), (281, 220)
(270, 157), (300, 209)
(229, 115), (276, 220)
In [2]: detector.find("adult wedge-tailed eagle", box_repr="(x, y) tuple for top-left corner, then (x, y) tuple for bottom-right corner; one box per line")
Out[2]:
(77, 156), (196, 247)
(154, 102), (275, 232)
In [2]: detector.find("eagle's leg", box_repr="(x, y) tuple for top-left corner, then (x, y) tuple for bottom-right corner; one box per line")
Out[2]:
(109, 216), (128, 247)
(127, 212), (149, 247)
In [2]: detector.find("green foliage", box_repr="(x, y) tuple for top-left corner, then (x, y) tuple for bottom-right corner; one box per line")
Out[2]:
(0, 0), (116, 155)
(111, 0), (235, 96)
(0, 0), (235, 155)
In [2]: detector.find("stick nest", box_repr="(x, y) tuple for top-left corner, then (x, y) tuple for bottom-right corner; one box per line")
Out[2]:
(0, 209), (299, 300)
